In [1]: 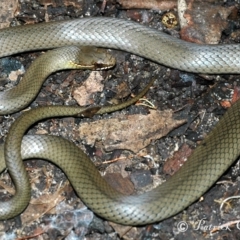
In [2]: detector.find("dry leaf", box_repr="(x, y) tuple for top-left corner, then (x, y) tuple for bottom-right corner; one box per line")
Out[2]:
(79, 109), (186, 153)
(38, 0), (82, 8)
(108, 222), (137, 239)
(21, 182), (68, 225)
(104, 173), (135, 195)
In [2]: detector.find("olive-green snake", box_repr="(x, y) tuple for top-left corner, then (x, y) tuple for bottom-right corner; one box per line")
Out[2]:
(0, 45), (116, 114)
(0, 17), (240, 225)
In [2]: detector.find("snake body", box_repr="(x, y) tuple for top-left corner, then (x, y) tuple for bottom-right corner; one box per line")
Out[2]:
(0, 46), (115, 114)
(1, 17), (240, 225)
(0, 17), (240, 73)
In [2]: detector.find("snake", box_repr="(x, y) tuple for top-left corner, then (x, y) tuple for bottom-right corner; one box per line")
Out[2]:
(0, 45), (116, 114)
(0, 17), (240, 225)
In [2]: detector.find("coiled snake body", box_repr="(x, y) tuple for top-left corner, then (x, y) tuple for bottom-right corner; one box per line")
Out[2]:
(0, 17), (240, 225)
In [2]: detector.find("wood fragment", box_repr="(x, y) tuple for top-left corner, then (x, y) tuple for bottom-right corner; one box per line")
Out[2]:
(117, 0), (177, 11)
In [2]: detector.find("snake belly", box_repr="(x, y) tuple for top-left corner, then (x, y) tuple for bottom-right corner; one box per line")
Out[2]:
(0, 17), (240, 225)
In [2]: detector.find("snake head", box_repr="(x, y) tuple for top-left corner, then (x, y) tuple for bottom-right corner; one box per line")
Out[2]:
(72, 46), (116, 70)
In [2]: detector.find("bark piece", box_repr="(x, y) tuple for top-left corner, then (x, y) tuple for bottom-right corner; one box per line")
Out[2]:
(178, 0), (235, 44)
(163, 143), (193, 175)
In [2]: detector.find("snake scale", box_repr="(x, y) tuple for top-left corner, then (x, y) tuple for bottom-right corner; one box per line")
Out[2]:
(0, 17), (240, 225)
